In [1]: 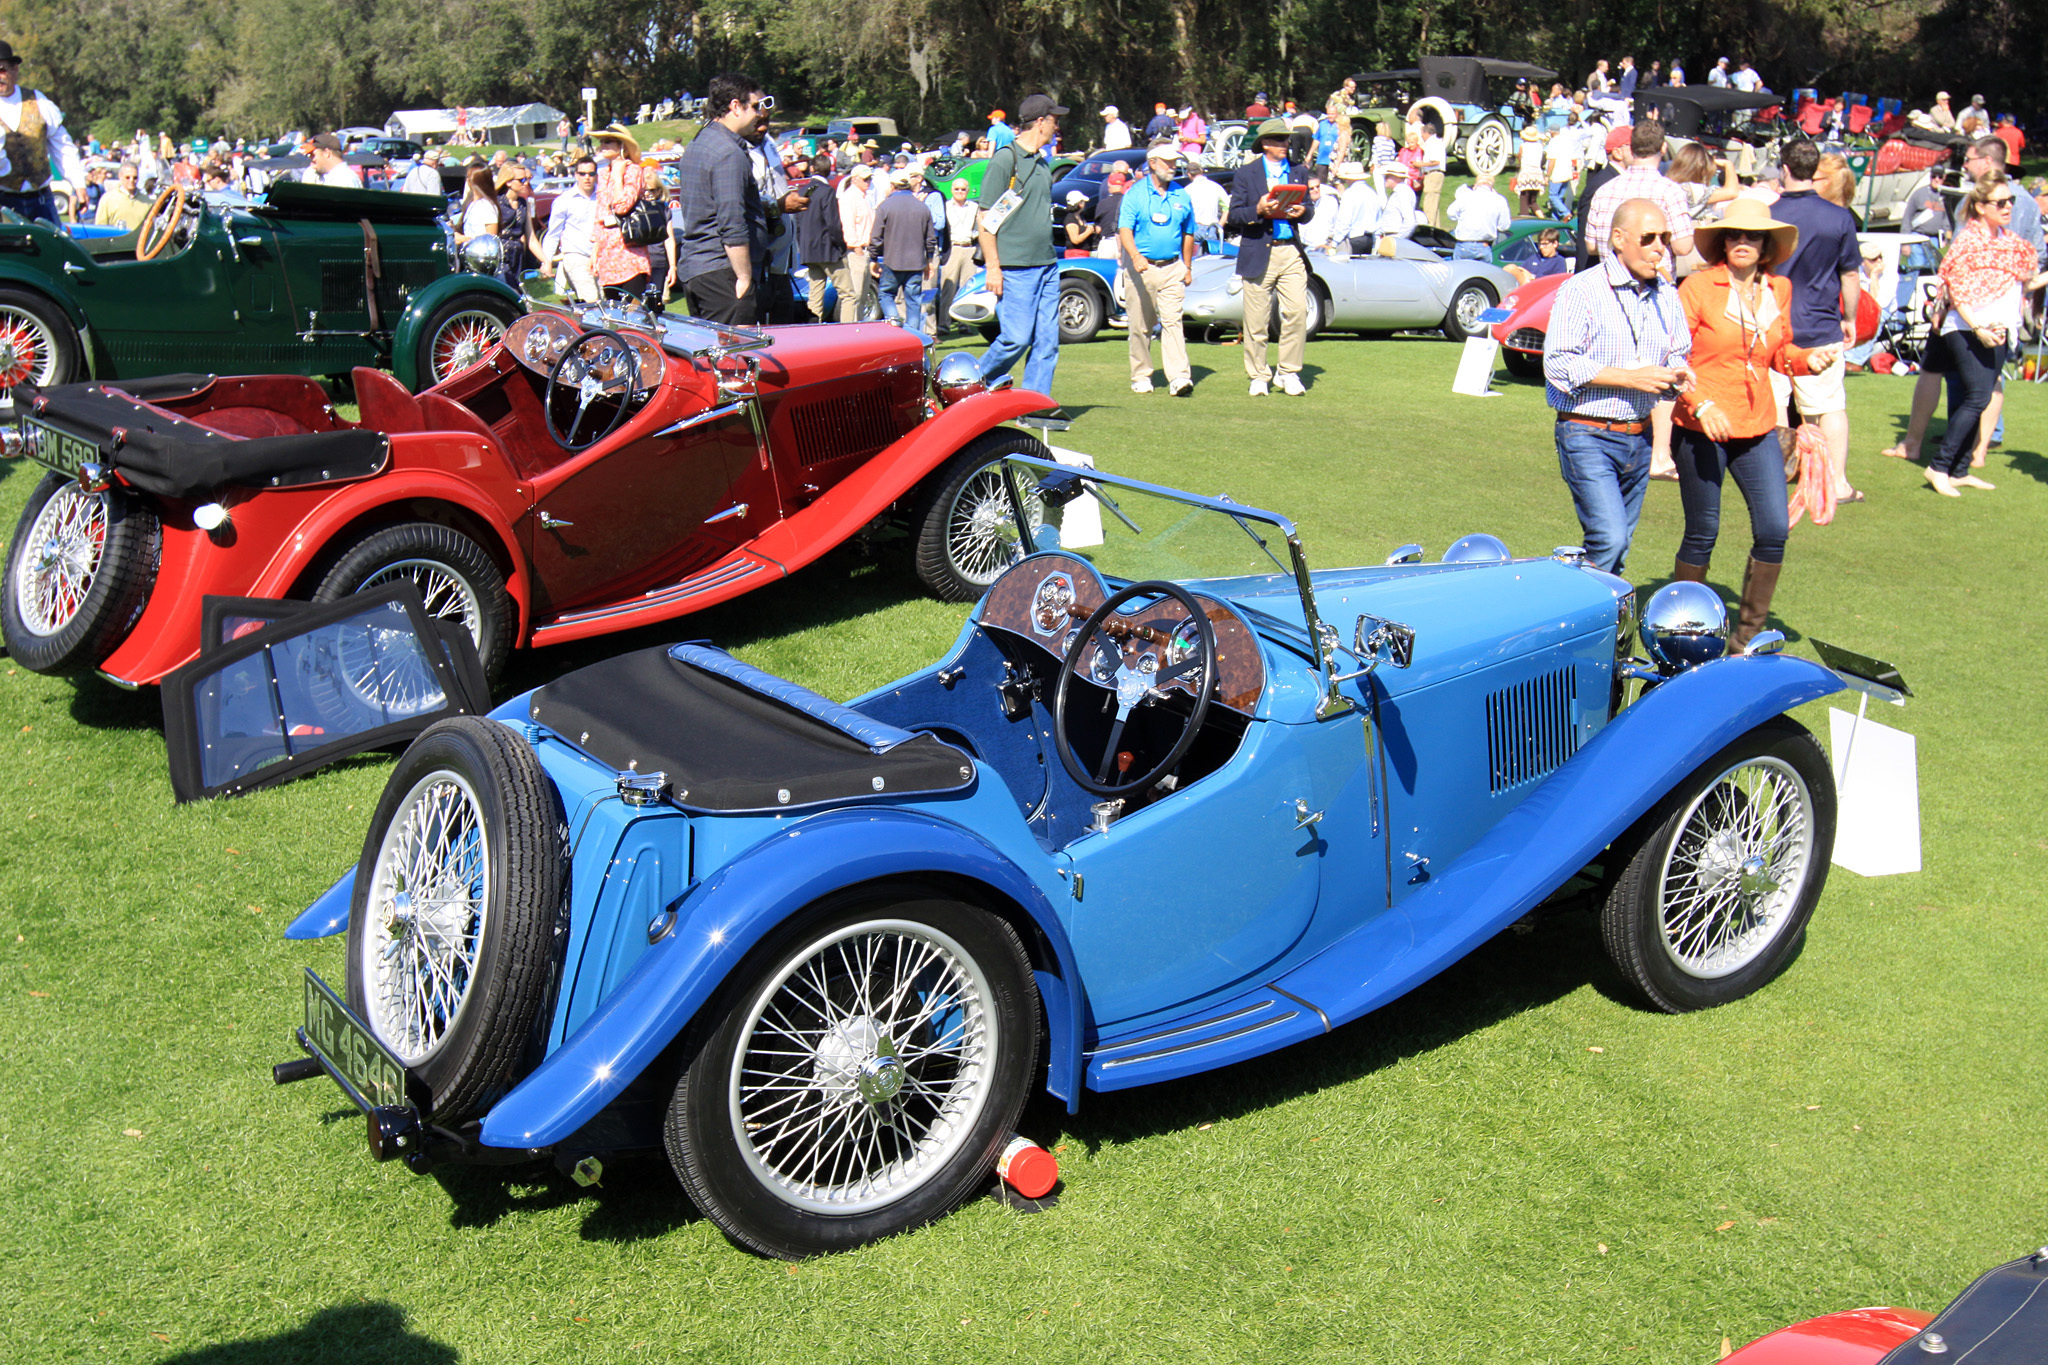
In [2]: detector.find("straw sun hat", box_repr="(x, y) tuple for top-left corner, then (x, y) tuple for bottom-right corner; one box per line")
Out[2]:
(1692, 198), (1799, 265)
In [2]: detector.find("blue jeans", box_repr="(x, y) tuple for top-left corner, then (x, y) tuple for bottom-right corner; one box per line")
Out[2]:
(1673, 427), (1788, 567)
(1555, 421), (1651, 576)
(877, 266), (927, 341)
(1453, 241), (1491, 261)
(980, 263), (1060, 398)
(1548, 183), (1574, 220)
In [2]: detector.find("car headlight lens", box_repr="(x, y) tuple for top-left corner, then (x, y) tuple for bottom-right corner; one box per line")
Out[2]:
(1639, 581), (1728, 673)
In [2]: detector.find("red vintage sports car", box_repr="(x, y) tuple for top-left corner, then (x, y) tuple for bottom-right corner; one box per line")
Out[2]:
(1721, 1247), (2046, 1362)
(2, 305), (1052, 686)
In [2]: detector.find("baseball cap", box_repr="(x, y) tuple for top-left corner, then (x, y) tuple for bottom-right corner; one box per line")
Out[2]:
(1145, 140), (1183, 164)
(1100, 105), (1119, 118)
(1936, 91), (1950, 101)
(1017, 94), (1068, 123)
(310, 132), (342, 153)
(1605, 125), (1632, 153)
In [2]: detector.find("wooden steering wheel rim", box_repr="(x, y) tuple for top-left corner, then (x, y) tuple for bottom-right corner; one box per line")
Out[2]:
(136, 184), (187, 262)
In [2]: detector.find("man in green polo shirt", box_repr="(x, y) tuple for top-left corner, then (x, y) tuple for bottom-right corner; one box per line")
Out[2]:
(977, 91), (1066, 398)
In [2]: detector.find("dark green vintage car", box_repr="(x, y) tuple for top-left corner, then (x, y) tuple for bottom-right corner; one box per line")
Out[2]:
(0, 180), (522, 396)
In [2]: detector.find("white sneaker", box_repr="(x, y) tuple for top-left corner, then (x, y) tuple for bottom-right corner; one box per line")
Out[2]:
(1276, 373), (1306, 396)
(1248, 378), (1270, 397)
(1169, 379), (1193, 397)
(1131, 379), (1155, 394)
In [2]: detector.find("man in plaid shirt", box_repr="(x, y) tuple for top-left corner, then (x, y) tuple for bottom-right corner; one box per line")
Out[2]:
(1586, 120), (1694, 262)
(1544, 199), (1696, 576)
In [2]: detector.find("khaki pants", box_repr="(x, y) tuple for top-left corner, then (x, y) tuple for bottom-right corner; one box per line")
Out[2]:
(937, 246), (978, 331)
(805, 262), (848, 321)
(1241, 245), (1308, 381)
(1128, 259), (1190, 388)
(558, 253), (601, 304)
(838, 248), (873, 322)
(1421, 170), (1445, 228)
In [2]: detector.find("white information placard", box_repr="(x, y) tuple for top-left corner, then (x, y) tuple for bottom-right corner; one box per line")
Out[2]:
(1828, 706), (1921, 877)
(1452, 335), (1502, 397)
(1045, 445), (1104, 548)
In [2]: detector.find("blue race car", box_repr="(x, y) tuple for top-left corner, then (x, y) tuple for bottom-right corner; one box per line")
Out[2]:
(949, 256), (1125, 343)
(276, 437), (1862, 1258)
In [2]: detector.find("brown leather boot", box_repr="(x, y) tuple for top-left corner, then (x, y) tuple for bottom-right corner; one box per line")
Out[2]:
(1672, 557), (1708, 583)
(1732, 557), (1782, 651)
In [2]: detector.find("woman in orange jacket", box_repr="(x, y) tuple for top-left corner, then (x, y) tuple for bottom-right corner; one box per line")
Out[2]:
(1670, 199), (1840, 649)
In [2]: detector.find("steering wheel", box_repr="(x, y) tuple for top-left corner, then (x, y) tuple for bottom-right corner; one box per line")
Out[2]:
(1053, 580), (1216, 798)
(136, 184), (189, 261)
(544, 328), (642, 449)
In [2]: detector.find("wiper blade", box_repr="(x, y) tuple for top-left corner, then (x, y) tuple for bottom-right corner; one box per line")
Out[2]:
(1215, 495), (1289, 574)
(1083, 480), (1143, 535)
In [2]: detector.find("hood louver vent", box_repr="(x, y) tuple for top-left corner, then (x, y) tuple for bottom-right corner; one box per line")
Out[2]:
(1487, 667), (1579, 794)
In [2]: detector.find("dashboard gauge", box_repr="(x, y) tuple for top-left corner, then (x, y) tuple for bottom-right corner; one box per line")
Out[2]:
(1164, 617), (1206, 689)
(1032, 573), (1075, 636)
(1137, 651), (1159, 675)
(1087, 640), (1121, 686)
(523, 323), (554, 364)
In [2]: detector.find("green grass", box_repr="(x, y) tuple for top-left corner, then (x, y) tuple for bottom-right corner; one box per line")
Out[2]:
(3, 331), (2044, 1364)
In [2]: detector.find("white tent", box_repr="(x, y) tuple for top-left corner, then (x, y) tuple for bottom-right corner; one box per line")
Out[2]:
(385, 103), (567, 147)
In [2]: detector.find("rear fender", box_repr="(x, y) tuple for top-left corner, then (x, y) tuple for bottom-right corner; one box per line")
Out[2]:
(477, 805), (1086, 1150)
(1284, 653), (1845, 1027)
(740, 388), (1053, 571)
(389, 273), (523, 392)
(94, 466), (531, 687)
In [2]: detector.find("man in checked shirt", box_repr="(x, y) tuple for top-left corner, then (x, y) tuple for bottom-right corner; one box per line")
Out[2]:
(1543, 199), (1696, 577)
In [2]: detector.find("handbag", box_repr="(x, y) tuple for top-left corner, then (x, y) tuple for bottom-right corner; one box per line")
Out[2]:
(620, 196), (666, 247)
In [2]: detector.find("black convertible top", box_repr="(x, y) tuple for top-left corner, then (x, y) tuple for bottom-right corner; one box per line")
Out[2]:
(529, 645), (976, 814)
(1876, 1251), (2048, 1364)
(23, 381), (388, 499)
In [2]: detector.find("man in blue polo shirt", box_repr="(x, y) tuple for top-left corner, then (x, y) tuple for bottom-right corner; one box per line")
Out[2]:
(1118, 141), (1199, 395)
(1769, 140), (1863, 501)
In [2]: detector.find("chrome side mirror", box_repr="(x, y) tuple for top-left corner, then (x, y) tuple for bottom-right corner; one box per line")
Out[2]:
(711, 351), (758, 399)
(1331, 613), (1416, 683)
(1384, 543), (1423, 565)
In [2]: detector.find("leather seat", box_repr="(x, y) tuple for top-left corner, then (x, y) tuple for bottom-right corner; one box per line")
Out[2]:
(351, 367), (423, 434)
(418, 393), (497, 443)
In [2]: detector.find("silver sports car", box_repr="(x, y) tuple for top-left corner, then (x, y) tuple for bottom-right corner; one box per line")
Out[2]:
(1181, 239), (1515, 341)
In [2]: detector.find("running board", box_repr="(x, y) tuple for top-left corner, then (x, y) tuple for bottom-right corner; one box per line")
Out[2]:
(1085, 989), (1329, 1091)
(531, 551), (785, 646)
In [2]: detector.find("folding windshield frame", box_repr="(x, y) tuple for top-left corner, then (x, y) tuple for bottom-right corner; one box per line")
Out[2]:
(998, 454), (1355, 719)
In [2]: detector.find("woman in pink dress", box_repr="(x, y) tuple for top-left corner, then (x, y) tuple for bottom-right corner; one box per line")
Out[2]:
(1177, 106), (1207, 161)
(591, 124), (650, 297)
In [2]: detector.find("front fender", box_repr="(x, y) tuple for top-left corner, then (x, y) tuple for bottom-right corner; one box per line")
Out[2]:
(0, 259), (88, 331)
(740, 387), (1053, 571)
(1284, 652), (1845, 1027)
(388, 272), (522, 391)
(477, 805), (1086, 1150)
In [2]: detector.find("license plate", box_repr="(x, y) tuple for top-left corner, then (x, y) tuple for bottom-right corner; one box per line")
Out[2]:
(27, 420), (96, 478)
(301, 969), (411, 1112)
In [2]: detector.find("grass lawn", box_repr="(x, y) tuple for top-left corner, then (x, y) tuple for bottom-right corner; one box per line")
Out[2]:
(2, 325), (2043, 1364)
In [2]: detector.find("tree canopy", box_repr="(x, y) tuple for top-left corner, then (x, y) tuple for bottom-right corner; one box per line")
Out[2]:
(0, 0), (2031, 143)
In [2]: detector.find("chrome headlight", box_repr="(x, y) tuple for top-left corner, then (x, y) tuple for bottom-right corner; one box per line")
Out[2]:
(1440, 532), (1510, 564)
(934, 350), (986, 405)
(462, 235), (505, 273)
(1639, 581), (1728, 673)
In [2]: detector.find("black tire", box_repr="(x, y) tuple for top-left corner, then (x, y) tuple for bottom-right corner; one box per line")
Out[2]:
(665, 884), (1040, 1258)
(910, 430), (1051, 602)
(0, 285), (82, 392)
(1600, 716), (1836, 1013)
(1441, 279), (1498, 341)
(312, 522), (513, 684)
(1056, 277), (1105, 344)
(1502, 346), (1543, 379)
(1, 473), (160, 675)
(416, 293), (520, 390)
(344, 717), (568, 1123)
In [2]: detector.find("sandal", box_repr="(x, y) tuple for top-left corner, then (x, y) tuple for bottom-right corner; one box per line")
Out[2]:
(1879, 444), (1914, 460)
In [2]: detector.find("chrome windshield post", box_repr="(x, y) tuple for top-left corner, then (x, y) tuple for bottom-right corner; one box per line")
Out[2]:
(1287, 531), (1355, 720)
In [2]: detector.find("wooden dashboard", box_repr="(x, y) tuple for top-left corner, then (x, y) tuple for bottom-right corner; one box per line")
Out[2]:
(503, 313), (666, 390)
(980, 553), (1266, 715)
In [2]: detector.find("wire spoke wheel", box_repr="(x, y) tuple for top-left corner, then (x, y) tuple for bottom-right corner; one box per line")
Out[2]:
(360, 769), (490, 1066)
(946, 463), (1042, 589)
(1658, 756), (1815, 977)
(0, 304), (59, 388)
(14, 483), (107, 636)
(729, 918), (997, 1214)
(912, 433), (1051, 602)
(428, 309), (508, 383)
(359, 557), (483, 653)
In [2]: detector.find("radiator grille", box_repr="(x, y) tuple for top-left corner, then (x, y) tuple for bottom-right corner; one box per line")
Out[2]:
(1486, 666), (1579, 794)
(786, 387), (901, 468)
(1507, 328), (1545, 353)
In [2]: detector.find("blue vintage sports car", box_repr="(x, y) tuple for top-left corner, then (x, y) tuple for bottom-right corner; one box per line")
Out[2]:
(276, 438), (1858, 1258)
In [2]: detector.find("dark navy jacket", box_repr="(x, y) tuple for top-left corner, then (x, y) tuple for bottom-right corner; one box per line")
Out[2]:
(1224, 156), (1315, 280)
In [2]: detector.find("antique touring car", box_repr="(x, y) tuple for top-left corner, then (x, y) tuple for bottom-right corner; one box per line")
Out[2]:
(1, 307), (1054, 685)
(273, 455), (1859, 1258)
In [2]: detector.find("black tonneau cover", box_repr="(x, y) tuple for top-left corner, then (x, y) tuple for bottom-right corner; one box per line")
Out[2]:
(529, 645), (975, 813)
(1876, 1251), (2048, 1364)
(25, 381), (387, 499)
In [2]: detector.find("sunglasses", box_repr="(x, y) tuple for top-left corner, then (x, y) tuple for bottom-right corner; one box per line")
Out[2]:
(749, 95), (775, 111)
(1630, 231), (1673, 248)
(575, 170), (596, 177)
(1984, 196), (2015, 207)
(1722, 229), (1766, 243)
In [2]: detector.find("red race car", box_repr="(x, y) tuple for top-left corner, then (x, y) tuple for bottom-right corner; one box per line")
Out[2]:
(2, 306), (1052, 687)
(1490, 269), (1880, 384)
